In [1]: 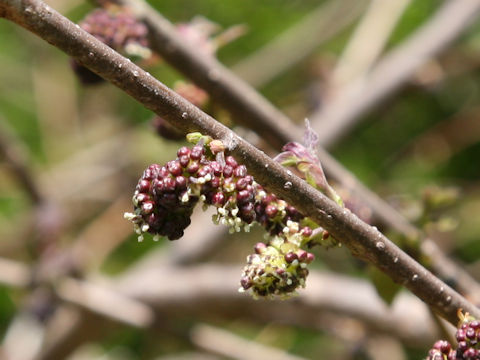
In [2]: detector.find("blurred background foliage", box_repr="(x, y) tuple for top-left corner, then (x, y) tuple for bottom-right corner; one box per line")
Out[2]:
(0, 0), (480, 359)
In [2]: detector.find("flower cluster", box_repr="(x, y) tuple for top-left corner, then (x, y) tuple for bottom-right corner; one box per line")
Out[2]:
(125, 134), (333, 298)
(72, 5), (151, 84)
(426, 312), (480, 360)
(239, 237), (315, 299)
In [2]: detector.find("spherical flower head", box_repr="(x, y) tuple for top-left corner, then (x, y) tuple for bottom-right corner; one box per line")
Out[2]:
(72, 6), (151, 84)
(124, 163), (198, 241)
(239, 237), (313, 299)
(79, 6), (150, 57)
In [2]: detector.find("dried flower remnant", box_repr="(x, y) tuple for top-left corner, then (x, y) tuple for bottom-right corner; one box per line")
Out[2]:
(275, 119), (343, 206)
(275, 119), (343, 247)
(176, 16), (247, 57)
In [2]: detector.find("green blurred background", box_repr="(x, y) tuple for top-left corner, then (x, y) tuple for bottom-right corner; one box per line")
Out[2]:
(1, 0), (480, 359)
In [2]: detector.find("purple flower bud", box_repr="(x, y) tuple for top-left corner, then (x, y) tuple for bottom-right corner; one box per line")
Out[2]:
(162, 177), (176, 192)
(179, 155), (190, 168)
(240, 277), (252, 290)
(190, 145), (204, 160)
(234, 165), (247, 178)
(254, 242), (267, 254)
(297, 249), (307, 261)
(466, 328), (476, 340)
(306, 252), (315, 263)
(463, 348), (476, 358)
(237, 189), (253, 204)
(210, 161), (223, 176)
(265, 205), (278, 218)
(240, 203), (255, 220)
(141, 201), (155, 214)
(136, 193), (150, 203)
(212, 192), (226, 206)
(210, 177), (221, 188)
(197, 165), (212, 178)
(158, 166), (170, 178)
(235, 177), (249, 191)
(457, 329), (467, 342)
(175, 176), (187, 190)
(187, 162), (200, 174)
(137, 179), (150, 193)
(167, 160), (183, 176)
(225, 156), (238, 168)
(223, 165), (234, 177)
(433, 340), (451, 353)
(261, 194), (277, 206)
(457, 341), (468, 351)
(301, 226), (313, 237)
(284, 252), (298, 263)
(177, 146), (191, 157)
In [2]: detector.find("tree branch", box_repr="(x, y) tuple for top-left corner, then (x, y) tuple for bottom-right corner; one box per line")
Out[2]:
(110, 0), (480, 301)
(1, 0), (479, 325)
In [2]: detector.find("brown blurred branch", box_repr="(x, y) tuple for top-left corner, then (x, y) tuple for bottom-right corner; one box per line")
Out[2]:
(311, 0), (480, 147)
(329, 0), (411, 89)
(116, 264), (443, 347)
(0, 257), (31, 288)
(0, 255), (443, 356)
(55, 277), (154, 328)
(1, 0), (478, 325)
(191, 323), (307, 360)
(231, 0), (367, 88)
(0, 119), (43, 204)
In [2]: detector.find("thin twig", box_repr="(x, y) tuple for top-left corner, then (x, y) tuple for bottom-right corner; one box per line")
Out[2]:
(311, 0), (480, 147)
(1, 0), (478, 325)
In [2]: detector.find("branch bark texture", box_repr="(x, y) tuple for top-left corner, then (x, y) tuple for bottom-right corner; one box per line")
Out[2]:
(1, 0), (479, 325)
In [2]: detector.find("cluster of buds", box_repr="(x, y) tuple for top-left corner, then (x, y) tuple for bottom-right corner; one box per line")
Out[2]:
(239, 237), (315, 298)
(426, 312), (480, 359)
(125, 133), (336, 297)
(72, 4), (151, 84)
